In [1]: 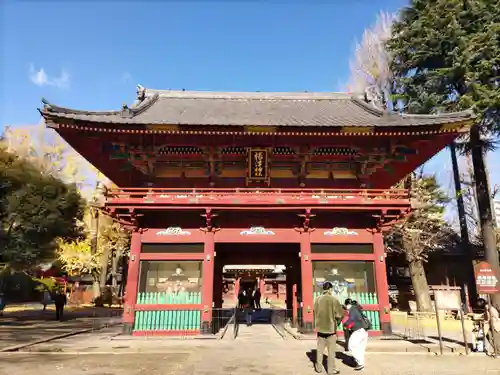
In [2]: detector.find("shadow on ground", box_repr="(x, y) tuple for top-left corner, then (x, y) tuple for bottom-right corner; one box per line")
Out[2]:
(306, 349), (357, 371)
(0, 307), (122, 324)
(0, 307), (122, 351)
(427, 335), (471, 350)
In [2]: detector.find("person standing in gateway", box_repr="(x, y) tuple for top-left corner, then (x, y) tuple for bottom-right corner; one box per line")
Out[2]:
(314, 281), (344, 375)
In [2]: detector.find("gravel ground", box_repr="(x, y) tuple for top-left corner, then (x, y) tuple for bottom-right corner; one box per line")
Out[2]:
(0, 353), (190, 375)
(1, 345), (499, 375)
(2, 322), (498, 375)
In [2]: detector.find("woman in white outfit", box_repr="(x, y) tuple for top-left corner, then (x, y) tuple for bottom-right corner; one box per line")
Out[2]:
(342, 299), (369, 371)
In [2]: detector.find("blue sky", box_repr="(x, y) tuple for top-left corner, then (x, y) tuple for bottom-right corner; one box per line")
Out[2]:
(1, 0), (499, 209)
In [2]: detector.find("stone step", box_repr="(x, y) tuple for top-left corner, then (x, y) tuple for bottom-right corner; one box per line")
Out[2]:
(236, 324), (283, 341)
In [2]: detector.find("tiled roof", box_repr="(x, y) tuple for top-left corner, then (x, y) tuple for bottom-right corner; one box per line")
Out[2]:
(39, 86), (475, 127)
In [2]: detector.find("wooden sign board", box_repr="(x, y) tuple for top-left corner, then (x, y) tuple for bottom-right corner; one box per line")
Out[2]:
(434, 289), (462, 310)
(474, 261), (499, 294)
(247, 148), (268, 181)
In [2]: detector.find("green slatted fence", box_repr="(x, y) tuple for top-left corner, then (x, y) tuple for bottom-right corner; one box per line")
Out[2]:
(313, 291), (378, 305)
(136, 291), (202, 304)
(133, 310), (201, 332)
(313, 292), (381, 331)
(312, 309), (381, 331)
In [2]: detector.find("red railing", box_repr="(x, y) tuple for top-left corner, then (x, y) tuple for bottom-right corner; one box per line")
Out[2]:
(105, 188), (410, 207)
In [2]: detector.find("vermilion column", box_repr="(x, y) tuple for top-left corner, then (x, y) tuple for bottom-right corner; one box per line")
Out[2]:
(300, 232), (314, 333)
(201, 231), (215, 334)
(123, 230), (141, 334)
(374, 231), (391, 335)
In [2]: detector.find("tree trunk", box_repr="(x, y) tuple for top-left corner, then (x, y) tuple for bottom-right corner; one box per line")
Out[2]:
(450, 143), (477, 310)
(470, 125), (500, 308)
(111, 248), (123, 294)
(99, 246), (111, 290)
(119, 255), (128, 297)
(89, 207), (100, 299)
(408, 259), (433, 312)
(92, 278), (101, 301)
(111, 252), (119, 289)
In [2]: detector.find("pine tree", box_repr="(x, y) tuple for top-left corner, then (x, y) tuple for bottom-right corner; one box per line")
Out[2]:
(387, 0), (500, 306)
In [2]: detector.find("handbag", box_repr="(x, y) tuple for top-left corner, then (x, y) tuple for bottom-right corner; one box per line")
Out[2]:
(360, 313), (372, 330)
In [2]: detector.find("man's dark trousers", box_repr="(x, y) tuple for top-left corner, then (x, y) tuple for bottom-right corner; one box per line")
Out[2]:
(55, 304), (64, 321)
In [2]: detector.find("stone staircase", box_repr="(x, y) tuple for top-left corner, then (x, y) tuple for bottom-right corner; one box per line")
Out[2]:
(236, 323), (284, 342)
(235, 309), (272, 324)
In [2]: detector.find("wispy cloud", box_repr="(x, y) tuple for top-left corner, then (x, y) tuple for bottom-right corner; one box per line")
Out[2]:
(29, 64), (70, 89)
(121, 71), (132, 83)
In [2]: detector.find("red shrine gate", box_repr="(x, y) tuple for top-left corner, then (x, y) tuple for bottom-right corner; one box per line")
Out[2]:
(108, 187), (410, 336)
(39, 86), (474, 336)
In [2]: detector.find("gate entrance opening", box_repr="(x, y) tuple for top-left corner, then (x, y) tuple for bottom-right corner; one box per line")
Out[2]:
(214, 243), (301, 311)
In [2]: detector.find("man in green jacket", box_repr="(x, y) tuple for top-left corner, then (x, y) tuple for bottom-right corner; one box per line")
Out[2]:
(314, 281), (344, 374)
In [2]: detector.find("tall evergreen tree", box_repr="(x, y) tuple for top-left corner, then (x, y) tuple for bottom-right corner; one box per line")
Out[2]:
(387, 0), (500, 306)
(0, 146), (85, 269)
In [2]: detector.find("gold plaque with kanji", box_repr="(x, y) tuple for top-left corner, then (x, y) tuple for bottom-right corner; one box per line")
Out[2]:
(247, 148), (268, 181)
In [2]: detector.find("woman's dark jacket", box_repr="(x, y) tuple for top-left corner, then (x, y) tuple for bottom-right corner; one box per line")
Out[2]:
(342, 305), (365, 331)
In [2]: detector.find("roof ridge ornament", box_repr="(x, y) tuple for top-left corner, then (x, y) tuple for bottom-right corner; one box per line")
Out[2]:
(41, 97), (53, 109)
(135, 84), (146, 104)
(120, 103), (133, 118)
(363, 86), (386, 111)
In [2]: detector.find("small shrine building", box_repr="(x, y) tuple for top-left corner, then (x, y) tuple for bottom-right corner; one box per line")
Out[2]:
(40, 86), (474, 336)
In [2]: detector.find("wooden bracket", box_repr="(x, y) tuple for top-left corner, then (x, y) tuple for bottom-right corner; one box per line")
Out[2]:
(372, 208), (410, 232)
(200, 208), (219, 232)
(295, 208), (316, 233)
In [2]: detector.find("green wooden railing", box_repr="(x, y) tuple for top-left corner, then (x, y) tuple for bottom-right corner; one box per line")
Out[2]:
(136, 291), (202, 304)
(133, 310), (201, 331)
(313, 291), (378, 305)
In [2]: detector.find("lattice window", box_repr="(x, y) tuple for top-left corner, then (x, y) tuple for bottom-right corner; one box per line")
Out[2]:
(272, 147), (296, 155)
(220, 147), (246, 155)
(313, 147), (357, 156)
(157, 146), (203, 155)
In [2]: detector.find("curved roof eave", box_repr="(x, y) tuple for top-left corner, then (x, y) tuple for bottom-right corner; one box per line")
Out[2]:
(39, 86), (475, 128)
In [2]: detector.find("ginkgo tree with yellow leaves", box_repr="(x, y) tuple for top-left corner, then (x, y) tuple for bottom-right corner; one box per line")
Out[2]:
(57, 208), (129, 299)
(57, 238), (100, 277)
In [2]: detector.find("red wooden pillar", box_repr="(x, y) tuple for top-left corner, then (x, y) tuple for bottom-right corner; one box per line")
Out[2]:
(201, 231), (215, 334)
(259, 277), (265, 292)
(300, 232), (314, 333)
(123, 230), (141, 334)
(373, 231), (391, 335)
